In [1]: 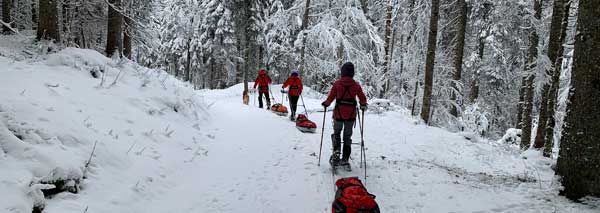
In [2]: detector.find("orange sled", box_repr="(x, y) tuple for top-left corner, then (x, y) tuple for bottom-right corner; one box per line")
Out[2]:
(271, 104), (289, 116)
(296, 114), (317, 133)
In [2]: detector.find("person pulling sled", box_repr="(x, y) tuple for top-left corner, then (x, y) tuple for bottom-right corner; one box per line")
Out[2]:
(282, 70), (303, 121)
(253, 69), (272, 109)
(321, 62), (367, 171)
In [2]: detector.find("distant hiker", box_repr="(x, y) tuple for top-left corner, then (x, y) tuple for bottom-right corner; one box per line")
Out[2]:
(321, 62), (367, 170)
(253, 69), (272, 108)
(282, 70), (303, 121)
(242, 89), (250, 105)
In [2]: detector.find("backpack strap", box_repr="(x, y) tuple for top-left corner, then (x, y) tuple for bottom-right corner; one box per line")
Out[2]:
(334, 85), (357, 120)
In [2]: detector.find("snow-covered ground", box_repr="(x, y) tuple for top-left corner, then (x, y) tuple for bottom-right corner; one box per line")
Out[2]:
(1, 36), (598, 212)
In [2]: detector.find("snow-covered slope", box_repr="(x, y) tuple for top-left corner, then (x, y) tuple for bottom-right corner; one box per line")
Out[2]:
(0, 44), (210, 212)
(1, 37), (597, 212)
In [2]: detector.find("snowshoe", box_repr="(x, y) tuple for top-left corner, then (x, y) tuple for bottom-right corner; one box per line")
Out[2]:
(329, 151), (341, 172)
(340, 160), (352, 172)
(270, 104), (288, 116)
(295, 114), (317, 133)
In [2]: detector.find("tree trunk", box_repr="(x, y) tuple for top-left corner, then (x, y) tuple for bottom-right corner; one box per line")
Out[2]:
(105, 0), (123, 57)
(2, 0), (12, 34)
(469, 34), (483, 104)
(544, 2), (570, 157)
(420, 0), (440, 124)
(37, 0), (60, 42)
(519, 0), (541, 150)
(183, 17), (193, 82)
(123, 15), (132, 59)
(468, 73), (479, 103)
(450, 0), (467, 117)
(411, 66), (421, 116)
(470, 3), (489, 104)
(534, 0), (566, 149)
(31, 1), (37, 30)
(62, 0), (70, 36)
(555, 0), (600, 200)
(516, 78), (526, 129)
(173, 54), (179, 78)
(299, 0), (311, 75)
(380, 0), (393, 98)
(185, 40), (192, 82)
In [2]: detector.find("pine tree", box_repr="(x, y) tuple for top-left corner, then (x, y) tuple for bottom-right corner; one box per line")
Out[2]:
(420, 0), (440, 124)
(37, 0), (60, 42)
(380, 0), (393, 98)
(299, 0), (311, 76)
(200, 0), (239, 88)
(2, 0), (12, 34)
(555, 0), (600, 199)
(543, 1), (570, 157)
(106, 0), (123, 57)
(519, 0), (541, 150)
(450, 0), (467, 117)
(533, 0), (567, 150)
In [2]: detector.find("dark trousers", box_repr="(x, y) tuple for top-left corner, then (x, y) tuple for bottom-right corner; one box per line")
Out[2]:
(289, 95), (299, 116)
(332, 120), (355, 161)
(258, 91), (270, 108)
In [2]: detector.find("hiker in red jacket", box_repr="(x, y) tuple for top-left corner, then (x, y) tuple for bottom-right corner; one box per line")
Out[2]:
(282, 70), (303, 121)
(321, 62), (367, 170)
(253, 69), (272, 108)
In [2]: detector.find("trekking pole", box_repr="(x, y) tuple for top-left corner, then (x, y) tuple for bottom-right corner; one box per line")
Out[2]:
(300, 94), (309, 117)
(318, 106), (327, 166)
(268, 85), (277, 105)
(360, 109), (367, 182)
(357, 108), (364, 168)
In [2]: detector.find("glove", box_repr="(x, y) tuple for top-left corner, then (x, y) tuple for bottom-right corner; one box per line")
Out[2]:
(281, 89), (286, 93)
(360, 105), (367, 111)
(321, 102), (330, 108)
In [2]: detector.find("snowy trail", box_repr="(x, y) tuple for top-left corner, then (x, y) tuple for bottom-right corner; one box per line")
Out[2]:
(150, 95), (336, 213)
(162, 87), (596, 213)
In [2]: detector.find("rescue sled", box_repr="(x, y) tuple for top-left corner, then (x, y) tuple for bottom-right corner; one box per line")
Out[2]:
(295, 114), (317, 133)
(332, 177), (380, 213)
(270, 103), (289, 116)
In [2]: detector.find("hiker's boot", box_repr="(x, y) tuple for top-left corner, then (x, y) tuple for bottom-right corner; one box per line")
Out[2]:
(290, 114), (296, 121)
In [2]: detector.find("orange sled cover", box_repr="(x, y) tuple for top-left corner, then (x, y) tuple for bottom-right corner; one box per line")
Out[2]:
(296, 114), (317, 133)
(271, 104), (288, 116)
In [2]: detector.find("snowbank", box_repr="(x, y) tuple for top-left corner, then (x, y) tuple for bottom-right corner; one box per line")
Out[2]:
(0, 47), (209, 212)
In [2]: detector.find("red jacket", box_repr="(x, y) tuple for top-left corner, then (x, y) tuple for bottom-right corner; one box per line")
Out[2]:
(253, 70), (272, 92)
(282, 76), (303, 96)
(324, 77), (367, 121)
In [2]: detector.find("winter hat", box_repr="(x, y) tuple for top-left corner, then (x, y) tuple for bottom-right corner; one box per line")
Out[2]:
(341, 62), (355, 77)
(291, 70), (299, 77)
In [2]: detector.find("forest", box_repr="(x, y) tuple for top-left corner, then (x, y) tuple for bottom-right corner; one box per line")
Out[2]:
(1, 0), (599, 211)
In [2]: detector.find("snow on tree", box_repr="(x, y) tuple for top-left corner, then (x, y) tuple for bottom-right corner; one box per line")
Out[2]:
(198, 0), (239, 89)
